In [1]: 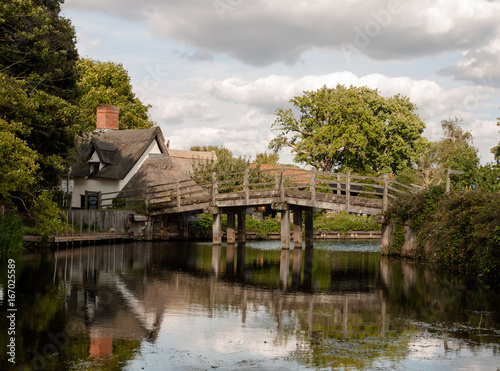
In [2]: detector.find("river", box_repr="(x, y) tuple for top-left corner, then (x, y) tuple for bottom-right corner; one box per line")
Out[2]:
(0, 240), (499, 370)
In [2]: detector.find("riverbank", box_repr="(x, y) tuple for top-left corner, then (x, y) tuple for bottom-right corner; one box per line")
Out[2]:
(382, 186), (500, 286)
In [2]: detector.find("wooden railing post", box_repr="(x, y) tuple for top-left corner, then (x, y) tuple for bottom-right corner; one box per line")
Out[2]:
(244, 168), (249, 204)
(346, 171), (351, 213)
(177, 181), (181, 211)
(382, 174), (389, 212)
(280, 166), (285, 201)
(275, 171), (280, 195)
(212, 172), (218, 204)
(336, 174), (341, 195)
(310, 169), (316, 203)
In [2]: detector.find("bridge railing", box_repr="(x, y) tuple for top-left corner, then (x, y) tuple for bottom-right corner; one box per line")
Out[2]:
(100, 167), (421, 214)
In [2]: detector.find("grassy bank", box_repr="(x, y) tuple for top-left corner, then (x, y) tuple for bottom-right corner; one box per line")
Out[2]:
(385, 186), (500, 285)
(190, 211), (381, 241)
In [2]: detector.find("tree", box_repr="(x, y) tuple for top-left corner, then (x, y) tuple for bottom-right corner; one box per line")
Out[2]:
(255, 152), (280, 166)
(190, 145), (249, 176)
(0, 0), (82, 200)
(0, 0), (79, 101)
(76, 58), (155, 130)
(0, 119), (39, 200)
(416, 118), (480, 189)
(269, 85), (428, 175)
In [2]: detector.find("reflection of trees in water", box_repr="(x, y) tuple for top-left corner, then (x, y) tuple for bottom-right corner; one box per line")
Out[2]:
(380, 256), (500, 344)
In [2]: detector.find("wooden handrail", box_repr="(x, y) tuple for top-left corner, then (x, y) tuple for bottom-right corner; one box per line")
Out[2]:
(102, 169), (422, 214)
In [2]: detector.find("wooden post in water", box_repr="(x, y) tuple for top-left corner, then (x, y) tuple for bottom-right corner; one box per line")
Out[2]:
(212, 212), (222, 245)
(237, 209), (246, 244)
(227, 212), (236, 244)
(293, 208), (303, 249)
(281, 207), (290, 250)
(305, 208), (314, 249)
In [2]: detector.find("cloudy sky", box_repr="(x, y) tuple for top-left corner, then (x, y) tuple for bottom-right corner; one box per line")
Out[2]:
(62, 0), (500, 165)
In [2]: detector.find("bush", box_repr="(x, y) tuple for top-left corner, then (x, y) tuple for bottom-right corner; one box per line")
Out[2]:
(0, 212), (25, 255)
(33, 191), (69, 237)
(314, 211), (381, 232)
(385, 187), (500, 285)
(430, 191), (500, 283)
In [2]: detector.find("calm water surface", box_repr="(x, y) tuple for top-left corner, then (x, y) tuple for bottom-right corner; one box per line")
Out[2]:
(1, 240), (499, 370)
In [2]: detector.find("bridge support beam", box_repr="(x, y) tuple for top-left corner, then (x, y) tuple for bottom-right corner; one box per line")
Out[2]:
(212, 213), (222, 245)
(281, 208), (290, 249)
(237, 209), (246, 244)
(226, 212), (236, 244)
(292, 208), (303, 249)
(305, 208), (314, 249)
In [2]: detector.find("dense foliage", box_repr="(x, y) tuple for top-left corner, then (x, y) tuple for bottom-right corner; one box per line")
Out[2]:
(190, 145), (249, 176)
(385, 187), (500, 285)
(0, 212), (25, 255)
(77, 58), (155, 130)
(0, 0), (82, 195)
(0, 1), (154, 241)
(269, 84), (428, 174)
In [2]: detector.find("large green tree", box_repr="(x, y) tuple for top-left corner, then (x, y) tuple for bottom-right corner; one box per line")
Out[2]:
(412, 118), (480, 189)
(0, 0), (82, 201)
(269, 85), (428, 175)
(76, 58), (155, 130)
(0, 0), (79, 100)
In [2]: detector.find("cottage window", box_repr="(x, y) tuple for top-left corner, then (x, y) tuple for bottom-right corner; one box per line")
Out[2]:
(89, 162), (100, 177)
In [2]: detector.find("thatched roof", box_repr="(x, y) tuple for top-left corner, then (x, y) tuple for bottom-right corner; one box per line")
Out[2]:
(72, 127), (167, 180)
(167, 149), (217, 176)
(118, 154), (207, 201)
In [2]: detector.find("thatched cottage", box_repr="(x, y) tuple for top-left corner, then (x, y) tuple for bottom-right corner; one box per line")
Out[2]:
(69, 105), (214, 210)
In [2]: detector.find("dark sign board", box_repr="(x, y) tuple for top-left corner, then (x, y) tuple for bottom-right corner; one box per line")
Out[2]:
(87, 192), (99, 209)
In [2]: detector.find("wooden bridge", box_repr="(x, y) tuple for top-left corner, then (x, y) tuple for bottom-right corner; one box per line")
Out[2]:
(101, 168), (420, 248)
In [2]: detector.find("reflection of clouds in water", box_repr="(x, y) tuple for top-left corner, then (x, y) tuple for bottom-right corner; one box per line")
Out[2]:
(203, 239), (381, 252)
(157, 307), (298, 357)
(404, 337), (498, 371)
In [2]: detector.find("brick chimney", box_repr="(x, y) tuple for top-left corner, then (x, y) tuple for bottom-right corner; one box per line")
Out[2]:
(96, 105), (120, 130)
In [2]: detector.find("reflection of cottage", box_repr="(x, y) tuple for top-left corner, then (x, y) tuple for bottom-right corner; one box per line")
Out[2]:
(70, 105), (213, 210)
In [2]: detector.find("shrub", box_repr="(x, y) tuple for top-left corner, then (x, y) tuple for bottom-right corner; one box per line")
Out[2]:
(33, 191), (69, 237)
(385, 187), (500, 285)
(0, 212), (25, 255)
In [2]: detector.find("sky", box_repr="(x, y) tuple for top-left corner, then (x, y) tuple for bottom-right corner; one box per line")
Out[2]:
(62, 0), (500, 165)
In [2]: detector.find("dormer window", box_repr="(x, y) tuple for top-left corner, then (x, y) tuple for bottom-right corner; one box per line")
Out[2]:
(89, 162), (100, 177)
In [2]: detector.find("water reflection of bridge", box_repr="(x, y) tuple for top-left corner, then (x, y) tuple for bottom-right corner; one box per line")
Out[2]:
(103, 168), (419, 247)
(51, 241), (409, 362)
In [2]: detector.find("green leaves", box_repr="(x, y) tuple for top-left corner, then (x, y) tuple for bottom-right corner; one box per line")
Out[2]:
(76, 58), (155, 130)
(270, 85), (427, 174)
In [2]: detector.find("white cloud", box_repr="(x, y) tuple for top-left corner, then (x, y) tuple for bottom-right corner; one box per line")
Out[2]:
(167, 124), (273, 159)
(75, 28), (102, 54)
(199, 72), (500, 121)
(64, 0), (500, 68)
(438, 29), (500, 86)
